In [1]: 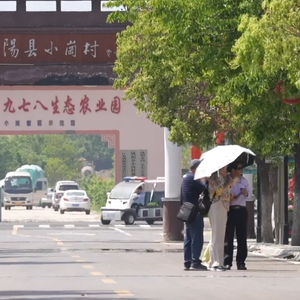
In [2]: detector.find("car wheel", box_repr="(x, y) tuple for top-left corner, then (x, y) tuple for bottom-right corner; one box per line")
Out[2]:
(30, 206), (33, 210)
(86, 210), (90, 215)
(101, 217), (111, 225)
(26, 206), (29, 210)
(41, 204), (45, 208)
(54, 207), (59, 212)
(146, 219), (155, 225)
(48, 205), (52, 208)
(4, 206), (7, 210)
(124, 212), (135, 225)
(60, 209), (64, 214)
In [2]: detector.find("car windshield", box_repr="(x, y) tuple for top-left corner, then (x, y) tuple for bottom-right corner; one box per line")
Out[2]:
(58, 185), (78, 191)
(65, 191), (86, 197)
(4, 176), (33, 194)
(109, 182), (142, 199)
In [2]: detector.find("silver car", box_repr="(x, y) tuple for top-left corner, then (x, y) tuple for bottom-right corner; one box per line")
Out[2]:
(41, 188), (54, 208)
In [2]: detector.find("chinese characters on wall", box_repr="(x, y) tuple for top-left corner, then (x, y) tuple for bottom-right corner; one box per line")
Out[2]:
(1, 95), (121, 128)
(121, 150), (148, 178)
(0, 34), (117, 64)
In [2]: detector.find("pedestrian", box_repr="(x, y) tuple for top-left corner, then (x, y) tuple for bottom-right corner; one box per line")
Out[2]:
(208, 166), (239, 271)
(224, 163), (251, 270)
(182, 159), (207, 271)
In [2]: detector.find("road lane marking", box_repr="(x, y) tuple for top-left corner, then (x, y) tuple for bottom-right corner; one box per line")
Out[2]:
(110, 227), (132, 236)
(139, 224), (151, 228)
(72, 255), (81, 258)
(12, 225), (24, 235)
(52, 237), (64, 246)
(101, 279), (116, 284)
(64, 224), (75, 228)
(39, 225), (50, 228)
(89, 224), (100, 228)
(115, 290), (134, 297)
(90, 272), (104, 276)
(114, 224), (126, 227)
(82, 265), (94, 269)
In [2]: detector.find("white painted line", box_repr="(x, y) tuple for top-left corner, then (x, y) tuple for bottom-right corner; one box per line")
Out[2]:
(13, 225), (24, 228)
(110, 226), (132, 236)
(39, 225), (50, 228)
(139, 224), (151, 229)
(88, 224), (100, 228)
(114, 224), (126, 227)
(64, 225), (75, 228)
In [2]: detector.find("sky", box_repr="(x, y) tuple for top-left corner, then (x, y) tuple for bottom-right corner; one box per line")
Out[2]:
(0, 1), (123, 12)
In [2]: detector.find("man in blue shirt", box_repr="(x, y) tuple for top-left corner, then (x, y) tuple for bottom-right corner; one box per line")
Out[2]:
(181, 159), (207, 271)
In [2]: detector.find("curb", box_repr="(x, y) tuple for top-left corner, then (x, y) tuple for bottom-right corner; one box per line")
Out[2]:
(248, 243), (300, 261)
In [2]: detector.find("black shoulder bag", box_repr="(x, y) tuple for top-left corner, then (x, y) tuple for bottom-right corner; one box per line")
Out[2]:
(177, 183), (198, 224)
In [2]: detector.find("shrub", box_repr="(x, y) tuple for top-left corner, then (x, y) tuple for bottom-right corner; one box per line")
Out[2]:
(81, 176), (115, 211)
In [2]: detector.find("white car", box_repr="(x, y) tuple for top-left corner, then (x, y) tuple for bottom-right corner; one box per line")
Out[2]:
(52, 181), (79, 211)
(59, 190), (91, 215)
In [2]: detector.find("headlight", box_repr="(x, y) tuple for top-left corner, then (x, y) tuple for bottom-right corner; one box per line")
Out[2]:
(4, 197), (9, 202)
(26, 198), (33, 202)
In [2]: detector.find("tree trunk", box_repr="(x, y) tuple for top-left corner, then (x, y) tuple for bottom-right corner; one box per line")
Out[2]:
(292, 144), (300, 245)
(257, 157), (274, 243)
(269, 165), (279, 243)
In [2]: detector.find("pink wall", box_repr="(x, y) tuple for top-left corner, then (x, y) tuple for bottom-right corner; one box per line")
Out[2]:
(0, 86), (164, 182)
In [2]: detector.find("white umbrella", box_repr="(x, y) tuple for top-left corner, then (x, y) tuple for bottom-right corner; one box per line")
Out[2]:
(194, 145), (255, 180)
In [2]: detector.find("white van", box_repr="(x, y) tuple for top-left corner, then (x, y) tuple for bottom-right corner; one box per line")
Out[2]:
(2, 172), (34, 210)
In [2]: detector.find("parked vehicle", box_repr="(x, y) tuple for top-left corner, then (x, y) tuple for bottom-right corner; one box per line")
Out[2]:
(2, 172), (34, 210)
(15, 165), (48, 206)
(59, 190), (91, 215)
(52, 181), (79, 211)
(101, 177), (165, 225)
(41, 187), (54, 208)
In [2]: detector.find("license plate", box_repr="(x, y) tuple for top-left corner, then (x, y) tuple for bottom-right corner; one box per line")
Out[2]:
(102, 211), (120, 220)
(72, 204), (80, 207)
(15, 202), (23, 205)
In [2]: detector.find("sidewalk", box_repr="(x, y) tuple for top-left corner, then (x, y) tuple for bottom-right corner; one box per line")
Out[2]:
(248, 242), (300, 261)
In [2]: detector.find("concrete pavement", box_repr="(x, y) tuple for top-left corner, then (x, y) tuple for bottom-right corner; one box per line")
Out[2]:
(1, 223), (300, 300)
(0, 207), (300, 299)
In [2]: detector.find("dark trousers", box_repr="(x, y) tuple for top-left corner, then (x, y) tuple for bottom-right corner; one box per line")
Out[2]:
(184, 214), (204, 267)
(224, 206), (248, 267)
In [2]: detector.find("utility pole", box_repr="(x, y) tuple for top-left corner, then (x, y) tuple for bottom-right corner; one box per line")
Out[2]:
(283, 156), (289, 244)
(16, 0), (26, 11)
(163, 128), (183, 241)
(256, 169), (262, 242)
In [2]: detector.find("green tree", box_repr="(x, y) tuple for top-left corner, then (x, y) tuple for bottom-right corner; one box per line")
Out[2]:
(0, 137), (19, 179)
(72, 135), (114, 163)
(106, 0), (300, 243)
(224, 0), (300, 245)
(81, 176), (115, 211)
(44, 157), (80, 186)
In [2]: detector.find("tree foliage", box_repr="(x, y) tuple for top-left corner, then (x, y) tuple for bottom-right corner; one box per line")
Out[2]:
(106, 0), (300, 244)
(0, 135), (114, 186)
(107, 0), (261, 146)
(227, 0), (300, 245)
(81, 176), (115, 211)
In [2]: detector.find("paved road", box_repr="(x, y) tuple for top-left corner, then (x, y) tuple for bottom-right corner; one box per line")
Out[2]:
(1, 206), (101, 223)
(0, 208), (299, 300)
